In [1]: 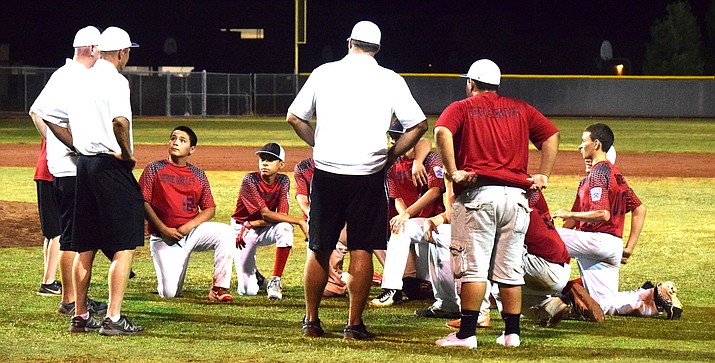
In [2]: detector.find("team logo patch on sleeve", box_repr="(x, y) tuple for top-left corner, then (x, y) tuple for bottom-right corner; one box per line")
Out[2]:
(433, 166), (444, 179)
(590, 187), (603, 201)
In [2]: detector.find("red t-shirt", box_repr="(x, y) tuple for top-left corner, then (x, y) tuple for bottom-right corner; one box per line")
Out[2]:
(525, 190), (570, 265)
(387, 151), (445, 218)
(294, 158), (315, 220)
(434, 92), (558, 190)
(33, 139), (53, 182)
(138, 159), (216, 234)
(232, 172), (290, 223)
(571, 161), (642, 238)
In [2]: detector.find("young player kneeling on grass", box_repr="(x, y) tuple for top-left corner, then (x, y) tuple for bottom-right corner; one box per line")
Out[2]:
(139, 126), (236, 302)
(232, 143), (308, 300)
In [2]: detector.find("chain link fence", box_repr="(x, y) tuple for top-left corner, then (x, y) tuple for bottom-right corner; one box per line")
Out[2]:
(0, 66), (297, 117)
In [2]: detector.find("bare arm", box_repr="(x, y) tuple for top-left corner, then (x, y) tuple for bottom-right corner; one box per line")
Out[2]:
(287, 113), (315, 147)
(296, 194), (310, 218)
(552, 208), (610, 223)
(622, 204), (646, 264)
(29, 112), (47, 138)
(258, 207), (309, 238)
(143, 202), (184, 241)
(386, 120), (428, 169)
(44, 121), (74, 151)
(177, 207), (216, 236)
(111, 116), (136, 167)
(435, 126), (477, 187)
(411, 138), (431, 187)
(527, 132), (559, 190)
(390, 186), (443, 233)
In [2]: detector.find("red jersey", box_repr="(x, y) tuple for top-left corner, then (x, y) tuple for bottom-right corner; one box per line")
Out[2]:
(294, 158), (314, 197)
(139, 159), (216, 234)
(232, 172), (290, 223)
(526, 190), (570, 265)
(571, 161), (642, 238)
(33, 139), (53, 182)
(434, 92), (558, 191)
(387, 151), (445, 218)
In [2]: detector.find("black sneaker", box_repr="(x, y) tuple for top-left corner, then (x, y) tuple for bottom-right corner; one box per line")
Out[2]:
(57, 298), (108, 316)
(69, 314), (102, 333)
(99, 315), (144, 336)
(302, 316), (324, 337)
(369, 289), (402, 307)
(343, 321), (374, 340)
(414, 305), (461, 319)
(37, 281), (62, 296)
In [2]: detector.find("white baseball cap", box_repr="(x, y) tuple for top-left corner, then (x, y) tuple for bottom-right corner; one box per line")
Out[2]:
(73, 26), (100, 47)
(348, 21), (381, 46)
(98, 26), (139, 51)
(461, 59), (501, 86)
(606, 145), (617, 164)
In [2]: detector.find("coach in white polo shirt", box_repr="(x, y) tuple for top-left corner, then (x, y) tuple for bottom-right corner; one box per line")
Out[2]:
(29, 25), (110, 317)
(67, 26), (144, 336)
(287, 20), (427, 340)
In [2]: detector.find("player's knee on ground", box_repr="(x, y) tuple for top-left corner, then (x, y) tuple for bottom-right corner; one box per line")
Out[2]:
(275, 222), (294, 248)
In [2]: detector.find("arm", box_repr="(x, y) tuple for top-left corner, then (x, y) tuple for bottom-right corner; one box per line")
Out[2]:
(177, 207), (216, 236)
(111, 116), (136, 167)
(257, 208), (309, 239)
(29, 112), (47, 138)
(143, 202), (184, 241)
(287, 113), (315, 147)
(552, 208), (610, 223)
(434, 126), (477, 186)
(44, 120), (74, 151)
(387, 120), (428, 169)
(527, 132), (559, 190)
(411, 138), (431, 187)
(390, 187), (443, 233)
(622, 204), (646, 264)
(296, 194), (310, 218)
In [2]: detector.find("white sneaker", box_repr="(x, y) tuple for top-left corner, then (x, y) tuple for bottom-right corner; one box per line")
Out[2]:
(435, 332), (477, 349)
(267, 276), (283, 300)
(496, 332), (520, 347)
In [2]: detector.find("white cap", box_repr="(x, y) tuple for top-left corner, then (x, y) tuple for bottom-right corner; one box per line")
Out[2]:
(461, 59), (501, 86)
(98, 27), (139, 51)
(349, 21), (381, 46)
(73, 26), (100, 47)
(606, 145), (617, 164)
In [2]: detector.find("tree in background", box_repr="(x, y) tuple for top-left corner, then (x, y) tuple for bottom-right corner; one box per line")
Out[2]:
(644, 1), (705, 75)
(705, 0), (715, 74)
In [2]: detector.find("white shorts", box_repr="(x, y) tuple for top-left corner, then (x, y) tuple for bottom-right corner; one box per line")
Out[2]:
(450, 186), (530, 285)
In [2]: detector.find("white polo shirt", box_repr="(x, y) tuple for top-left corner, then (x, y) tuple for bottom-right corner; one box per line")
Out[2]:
(288, 53), (425, 175)
(29, 59), (88, 177)
(69, 59), (133, 156)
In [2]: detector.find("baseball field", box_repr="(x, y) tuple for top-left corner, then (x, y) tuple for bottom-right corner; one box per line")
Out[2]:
(0, 116), (714, 362)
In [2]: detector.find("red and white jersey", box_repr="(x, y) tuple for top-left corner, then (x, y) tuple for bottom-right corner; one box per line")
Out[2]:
(571, 161), (642, 238)
(232, 172), (290, 223)
(34, 139), (53, 182)
(294, 158), (315, 197)
(387, 151), (445, 218)
(434, 92), (558, 191)
(526, 190), (570, 265)
(139, 159), (216, 234)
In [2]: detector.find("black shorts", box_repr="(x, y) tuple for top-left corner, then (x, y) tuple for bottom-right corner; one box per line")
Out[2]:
(36, 180), (61, 239)
(72, 154), (144, 253)
(308, 168), (388, 252)
(54, 176), (77, 251)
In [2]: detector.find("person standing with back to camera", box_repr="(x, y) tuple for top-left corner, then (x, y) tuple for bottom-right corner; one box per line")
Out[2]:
(287, 20), (427, 340)
(434, 59), (559, 349)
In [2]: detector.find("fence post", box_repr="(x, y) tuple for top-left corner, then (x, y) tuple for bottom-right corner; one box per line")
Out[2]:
(165, 72), (171, 116)
(201, 70), (207, 117)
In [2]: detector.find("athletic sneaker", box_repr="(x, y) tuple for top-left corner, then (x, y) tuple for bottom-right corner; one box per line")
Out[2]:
(98, 315), (144, 336)
(301, 316), (324, 337)
(57, 298), (108, 316)
(445, 314), (490, 330)
(435, 332), (477, 349)
(343, 321), (374, 340)
(208, 286), (234, 302)
(69, 314), (101, 333)
(655, 281), (683, 319)
(267, 276), (283, 300)
(414, 305), (460, 319)
(369, 289), (402, 307)
(568, 284), (605, 322)
(37, 280), (62, 296)
(537, 297), (570, 328)
(496, 332), (521, 347)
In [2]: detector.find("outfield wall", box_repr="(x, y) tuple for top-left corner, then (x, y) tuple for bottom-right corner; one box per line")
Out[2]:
(400, 75), (715, 117)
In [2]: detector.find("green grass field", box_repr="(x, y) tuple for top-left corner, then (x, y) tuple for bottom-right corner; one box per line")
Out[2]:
(1, 117), (714, 362)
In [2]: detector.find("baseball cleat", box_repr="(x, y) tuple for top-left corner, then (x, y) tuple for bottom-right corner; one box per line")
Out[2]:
(208, 286), (234, 302)
(267, 276), (283, 300)
(537, 297), (570, 328)
(655, 281), (683, 319)
(369, 288), (402, 307)
(435, 332), (477, 349)
(569, 284), (605, 323)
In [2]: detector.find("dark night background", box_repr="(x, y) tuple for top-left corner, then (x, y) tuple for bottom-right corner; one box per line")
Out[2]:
(0, 0), (711, 75)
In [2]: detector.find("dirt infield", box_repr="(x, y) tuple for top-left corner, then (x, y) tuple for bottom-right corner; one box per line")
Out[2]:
(1, 143), (712, 248)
